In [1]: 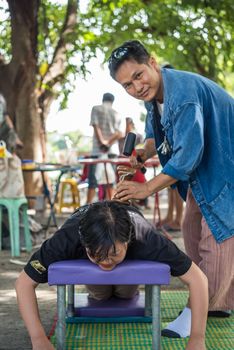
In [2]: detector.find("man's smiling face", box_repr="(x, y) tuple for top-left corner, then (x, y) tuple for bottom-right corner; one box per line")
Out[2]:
(114, 57), (163, 103)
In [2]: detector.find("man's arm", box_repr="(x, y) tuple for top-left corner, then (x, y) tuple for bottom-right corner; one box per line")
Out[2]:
(6, 115), (23, 145)
(93, 124), (108, 146)
(115, 135), (177, 201)
(93, 125), (122, 148)
(115, 171), (177, 201)
(143, 138), (157, 160)
(107, 130), (123, 146)
(179, 262), (208, 350)
(15, 271), (55, 350)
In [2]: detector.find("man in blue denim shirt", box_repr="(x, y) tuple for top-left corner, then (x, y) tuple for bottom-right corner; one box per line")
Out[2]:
(108, 40), (234, 341)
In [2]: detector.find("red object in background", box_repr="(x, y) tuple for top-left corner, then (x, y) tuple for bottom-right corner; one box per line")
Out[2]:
(80, 164), (88, 181)
(132, 149), (137, 157)
(132, 169), (146, 183)
(116, 158), (146, 184)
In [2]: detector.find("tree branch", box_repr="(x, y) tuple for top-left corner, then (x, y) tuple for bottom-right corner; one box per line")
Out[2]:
(41, 0), (78, 87)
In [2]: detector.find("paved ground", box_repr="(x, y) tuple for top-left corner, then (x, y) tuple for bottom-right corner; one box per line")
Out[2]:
(0, 190), (186, 350)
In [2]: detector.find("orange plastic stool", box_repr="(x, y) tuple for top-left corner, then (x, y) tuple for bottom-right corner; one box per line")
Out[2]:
(57, 178), (80, 213)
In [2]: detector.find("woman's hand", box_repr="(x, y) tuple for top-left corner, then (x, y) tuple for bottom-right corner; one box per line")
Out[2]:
(15, 271), (54, 350)
(32, 336), (55, 350)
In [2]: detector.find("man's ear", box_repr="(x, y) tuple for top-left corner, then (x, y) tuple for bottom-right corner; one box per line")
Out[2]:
(149, 56), (159, 71)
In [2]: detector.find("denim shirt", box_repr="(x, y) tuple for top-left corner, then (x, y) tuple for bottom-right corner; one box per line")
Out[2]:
(145, 68), (234, 243)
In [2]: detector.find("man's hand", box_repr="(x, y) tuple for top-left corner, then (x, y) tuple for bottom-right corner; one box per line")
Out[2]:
(115, 180), (150, 201)
(117, 165), (136, 180)
(100, 143), (109, 152)
(129, 148), (147, 169)
(129, 138), (156, 168)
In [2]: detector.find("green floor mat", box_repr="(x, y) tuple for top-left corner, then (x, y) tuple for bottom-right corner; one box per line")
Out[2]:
(50, 291), (234, 349)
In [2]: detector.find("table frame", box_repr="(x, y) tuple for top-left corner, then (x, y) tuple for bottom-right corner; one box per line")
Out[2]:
(23, 164), (81, 230)
(23, 157), (161, 231)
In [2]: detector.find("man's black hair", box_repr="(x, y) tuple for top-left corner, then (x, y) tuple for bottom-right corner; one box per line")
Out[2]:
(102, 92), (115, 103)
(108, 40), (150, 79)
(78, 200), (138, 262)
(162, 63), (174, 69)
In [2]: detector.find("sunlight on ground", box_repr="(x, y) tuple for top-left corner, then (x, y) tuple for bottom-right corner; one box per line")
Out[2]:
(1, 271), (20, 279)
(0, 289), (16, 302)
(36, 289), (57, 301)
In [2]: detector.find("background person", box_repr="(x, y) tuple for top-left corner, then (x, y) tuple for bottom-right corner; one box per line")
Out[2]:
(108, 40), (234, 333)
(161, 186), (184, 231)
(86, 92), (122, 203)
(16, 200), (208, 350)
(0, 93), (23, 154)
(118, 117), (143, 154)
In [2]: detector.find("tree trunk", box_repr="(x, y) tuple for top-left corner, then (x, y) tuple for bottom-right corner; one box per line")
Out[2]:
(0, 0), (43, 197)
(0, 0), (78, 201)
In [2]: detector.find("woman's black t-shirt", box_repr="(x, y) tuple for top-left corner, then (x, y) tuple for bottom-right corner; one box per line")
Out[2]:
(24, 206), (192, 283)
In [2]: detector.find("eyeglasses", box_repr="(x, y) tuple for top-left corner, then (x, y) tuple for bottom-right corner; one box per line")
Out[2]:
(108, 47), (129, 66)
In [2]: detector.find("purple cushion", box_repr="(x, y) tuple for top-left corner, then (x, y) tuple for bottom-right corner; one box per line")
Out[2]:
(73, 293), (146, 317)
(48, 260), (170, 286)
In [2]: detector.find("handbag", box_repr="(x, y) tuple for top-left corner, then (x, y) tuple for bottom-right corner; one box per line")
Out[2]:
(0, 142), (25, 198)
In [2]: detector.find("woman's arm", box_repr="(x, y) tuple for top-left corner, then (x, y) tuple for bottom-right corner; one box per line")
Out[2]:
(179, 262), (208, 350)
(15, 270), (55, 350)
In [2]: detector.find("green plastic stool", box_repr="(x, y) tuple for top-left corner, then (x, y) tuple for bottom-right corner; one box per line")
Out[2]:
(0, 197), (32, 257)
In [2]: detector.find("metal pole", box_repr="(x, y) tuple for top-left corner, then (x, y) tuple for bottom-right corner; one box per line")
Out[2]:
(152, 285), (161, 350)
(145, 285), (152, 316)
(41, 171), (58, 230)
(56, 285), (66, 350)
(103, 162), (112, 199)
(67, 285), (75, 317)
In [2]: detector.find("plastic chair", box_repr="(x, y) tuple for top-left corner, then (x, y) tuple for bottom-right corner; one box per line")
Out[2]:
(57, 178), (80, 213)
(0, 197), (32, 256)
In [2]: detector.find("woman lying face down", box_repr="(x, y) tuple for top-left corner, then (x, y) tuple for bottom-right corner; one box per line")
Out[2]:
(15, 200), (208, 350)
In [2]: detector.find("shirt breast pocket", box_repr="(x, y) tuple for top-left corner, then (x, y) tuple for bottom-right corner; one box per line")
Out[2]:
(208, 183), (234, 230)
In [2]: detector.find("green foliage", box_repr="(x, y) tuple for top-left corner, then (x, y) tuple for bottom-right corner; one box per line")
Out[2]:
(47, 130), (91, 155)
(81, 0), (234, 89)
(0, 0), (233, 111)
(0, 4), (11, 62)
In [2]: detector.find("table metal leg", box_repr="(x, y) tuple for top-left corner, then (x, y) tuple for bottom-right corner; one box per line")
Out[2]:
(67, 285), (75, 317)
(154, 192), (161, 225)
(145, 285), (152, 316)
(152, 285), (161, 350)
(103, 163), (112, 199)
(41, 172), (58, 230)
(56, 285), (66, 350)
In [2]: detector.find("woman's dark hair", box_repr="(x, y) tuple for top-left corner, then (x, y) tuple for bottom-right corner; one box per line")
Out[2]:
(78, 200), (135, 262)
(108, 40), (150, 79)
